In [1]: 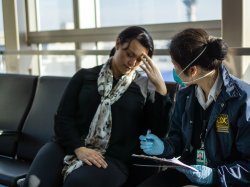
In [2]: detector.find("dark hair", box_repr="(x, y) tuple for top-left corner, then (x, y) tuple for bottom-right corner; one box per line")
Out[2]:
(109, 26), (154, 58)
(169, 28), (228, 74)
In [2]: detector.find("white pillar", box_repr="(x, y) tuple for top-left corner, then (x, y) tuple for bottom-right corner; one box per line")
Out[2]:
(242, 0), (250, 82)
(222, 0), (250, 78)
(2, 0), (19, 73)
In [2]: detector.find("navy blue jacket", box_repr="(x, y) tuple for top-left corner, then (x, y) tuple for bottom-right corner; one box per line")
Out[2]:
(163, 65), (250, 186)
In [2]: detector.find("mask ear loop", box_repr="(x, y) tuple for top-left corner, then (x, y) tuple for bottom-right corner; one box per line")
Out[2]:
(183, 69), (215, 84)
(178, 46), (207, 76)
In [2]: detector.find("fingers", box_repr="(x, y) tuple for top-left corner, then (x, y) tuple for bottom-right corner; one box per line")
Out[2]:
(145, 133), (158, 140)
(191, 165), (204, 172)
(142, 53), (153, 66)
(82, 158), (93, 166)
(139, 53), (161, 80)
(75, 147), (108, 168)
(140, 137), (153, 151)
(141, 57), (152, 70)
(140, 56), (152, 74)
(85, 155), (108, 168)
(139, 135), (147, 141)
(140, 140), (153, 146)
(96, 151), (105, 159)
(140, 142), (153, 149)
(140, 141), (153, 154)
(139, 53), (167, 95)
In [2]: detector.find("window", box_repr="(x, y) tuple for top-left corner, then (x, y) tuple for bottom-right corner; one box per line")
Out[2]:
(39, 43), (75, 76)
(26, 0), (223, 80)
(36, 0), (74, 31)
(96, 0), (221, 27)
(79, 0), (96, 28)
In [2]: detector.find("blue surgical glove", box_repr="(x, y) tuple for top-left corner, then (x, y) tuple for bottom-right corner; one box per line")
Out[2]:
(177, 165), (213, 185)
(139, 133), (164, 155)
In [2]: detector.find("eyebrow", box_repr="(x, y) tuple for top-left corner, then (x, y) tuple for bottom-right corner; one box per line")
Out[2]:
(127, 49), (142, 59)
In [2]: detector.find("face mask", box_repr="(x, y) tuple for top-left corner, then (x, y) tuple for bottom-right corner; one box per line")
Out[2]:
(172, 46), (207, 87)
(173, 69), (186, 87)
(173, 67), (215, 87)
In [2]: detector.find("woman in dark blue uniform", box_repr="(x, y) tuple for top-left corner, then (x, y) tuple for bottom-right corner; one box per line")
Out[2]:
(138, 28), (250, 187)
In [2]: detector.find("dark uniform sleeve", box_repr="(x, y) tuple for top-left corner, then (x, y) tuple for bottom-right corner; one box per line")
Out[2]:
(54, 69), (86, 154)
(161, 91), (185, 158)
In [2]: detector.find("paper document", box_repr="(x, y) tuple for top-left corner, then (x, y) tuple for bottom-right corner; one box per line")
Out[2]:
(132, 154), (198, 172)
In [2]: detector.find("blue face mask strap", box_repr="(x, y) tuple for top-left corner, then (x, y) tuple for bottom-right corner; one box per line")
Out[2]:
(178, 46), (207, 76)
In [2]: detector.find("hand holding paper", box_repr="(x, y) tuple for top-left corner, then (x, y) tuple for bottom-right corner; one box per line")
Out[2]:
(139, 130), (164, 155)
(176, 165), (213, 185)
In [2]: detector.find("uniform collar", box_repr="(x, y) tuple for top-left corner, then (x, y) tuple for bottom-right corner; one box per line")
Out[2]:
(195, 71), (222, 110)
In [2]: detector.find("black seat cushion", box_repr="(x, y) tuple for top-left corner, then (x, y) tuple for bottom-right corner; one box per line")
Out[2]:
(0, 157), (30, 186)
(17, 76), (70, 161)
(0, 76), (70, 187)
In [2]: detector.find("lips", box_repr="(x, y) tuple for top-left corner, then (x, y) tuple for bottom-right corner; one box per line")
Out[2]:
(124, 65), (132, 70)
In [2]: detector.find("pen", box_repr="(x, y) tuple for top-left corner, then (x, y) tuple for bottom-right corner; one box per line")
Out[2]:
(146, 129), (153, 142)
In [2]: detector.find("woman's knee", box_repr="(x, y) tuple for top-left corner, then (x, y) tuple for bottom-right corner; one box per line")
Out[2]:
(29, 141), (65, 171)
(23, 141), (65, 187)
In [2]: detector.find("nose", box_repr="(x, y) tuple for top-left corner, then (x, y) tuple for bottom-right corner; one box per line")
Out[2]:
(127, 57), (137, 67)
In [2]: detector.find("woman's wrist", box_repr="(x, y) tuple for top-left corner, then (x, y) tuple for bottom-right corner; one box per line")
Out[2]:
(155, 84), (167, 95)
(74, 146), (86, 155)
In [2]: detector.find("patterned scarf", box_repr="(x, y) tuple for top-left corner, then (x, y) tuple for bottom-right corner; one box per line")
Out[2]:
(62, 58), (136, 179)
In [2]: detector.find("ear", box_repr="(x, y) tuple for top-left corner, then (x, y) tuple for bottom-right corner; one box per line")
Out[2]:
(189, 66), (199, 77)
(115, 38), (121, 50)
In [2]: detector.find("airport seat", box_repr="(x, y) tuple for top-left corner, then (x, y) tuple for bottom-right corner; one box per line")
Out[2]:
(0, 74), (37, 157)
(0, 73), (178, 187)
(0, 76), (70, 187)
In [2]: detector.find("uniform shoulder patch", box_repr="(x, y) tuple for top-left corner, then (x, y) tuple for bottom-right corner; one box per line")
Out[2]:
(216, 114), (229, 133)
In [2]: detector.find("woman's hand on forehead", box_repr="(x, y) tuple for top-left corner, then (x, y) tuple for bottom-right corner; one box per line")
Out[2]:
(140, 53), (167, 95)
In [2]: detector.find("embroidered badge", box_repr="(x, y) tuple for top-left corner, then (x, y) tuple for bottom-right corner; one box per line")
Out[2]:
(216, 114), (229, 133)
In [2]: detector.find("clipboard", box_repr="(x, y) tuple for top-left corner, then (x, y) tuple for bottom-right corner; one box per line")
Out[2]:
(132, 154), (198, 172)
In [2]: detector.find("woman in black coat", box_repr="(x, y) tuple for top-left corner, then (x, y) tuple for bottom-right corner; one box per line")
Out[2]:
(23, 26), (173, 187)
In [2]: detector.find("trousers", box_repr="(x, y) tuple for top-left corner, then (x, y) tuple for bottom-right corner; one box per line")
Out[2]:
(63, 156), (128, 187)
(23, 141), (128, 187)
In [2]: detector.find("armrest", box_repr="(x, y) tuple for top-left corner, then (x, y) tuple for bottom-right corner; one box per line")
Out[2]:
(0, 130), (18, 136)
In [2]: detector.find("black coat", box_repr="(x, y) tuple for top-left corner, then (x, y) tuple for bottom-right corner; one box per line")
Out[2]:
(54, 65), (172, 164)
